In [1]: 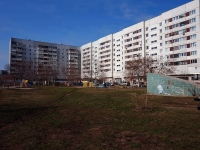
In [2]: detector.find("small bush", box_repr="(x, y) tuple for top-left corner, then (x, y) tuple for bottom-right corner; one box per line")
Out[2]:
(131, 93), (151, 110)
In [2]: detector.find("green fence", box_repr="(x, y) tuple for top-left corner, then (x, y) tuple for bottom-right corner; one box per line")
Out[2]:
(147, 73), (200, 97)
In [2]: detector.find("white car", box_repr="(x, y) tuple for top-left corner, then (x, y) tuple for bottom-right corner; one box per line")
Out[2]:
(133, 83), (139, 87)
(119, 82), (127, 86)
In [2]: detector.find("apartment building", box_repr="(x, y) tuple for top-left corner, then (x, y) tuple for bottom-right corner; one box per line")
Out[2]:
(9, 0), (200, 82)
(80, 0), (200, 82)
(9, 38), (80, 81)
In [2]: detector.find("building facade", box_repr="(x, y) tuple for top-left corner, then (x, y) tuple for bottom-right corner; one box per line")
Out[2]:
(9, 38), (80, 81)
(80, 0), (200, 82)
(9, 0), (200, 82)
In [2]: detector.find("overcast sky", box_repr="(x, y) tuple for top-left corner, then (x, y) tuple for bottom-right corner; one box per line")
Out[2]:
(0, 0), (191, 70)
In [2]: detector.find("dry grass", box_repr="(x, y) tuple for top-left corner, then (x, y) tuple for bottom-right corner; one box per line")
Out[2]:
(131, 93), (152, 110)
(0, 86), (200, 149)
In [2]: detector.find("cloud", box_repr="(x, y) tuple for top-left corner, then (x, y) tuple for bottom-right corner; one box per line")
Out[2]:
(119, 2), (156, 22)
(101, 0), (159, 22)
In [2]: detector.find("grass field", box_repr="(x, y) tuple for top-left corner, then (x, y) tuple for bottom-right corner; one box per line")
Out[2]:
(0, 86), (200, 150)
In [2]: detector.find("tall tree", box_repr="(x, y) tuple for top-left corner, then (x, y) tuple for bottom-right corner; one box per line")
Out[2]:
(125, 55), (145, 83)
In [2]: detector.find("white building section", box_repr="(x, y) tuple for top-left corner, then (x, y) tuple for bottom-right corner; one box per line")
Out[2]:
(80, 0), (200, 82)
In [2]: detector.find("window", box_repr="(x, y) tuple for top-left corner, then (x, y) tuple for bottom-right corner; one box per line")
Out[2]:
(165, 26), (169, 30)
(174, 54), (179, 58)
(190, 26), (196, 31)
(159, 22), (162, 26)
(173, 39), (178, 43)
(179, 13), (185, 18)
(151, 27), (157, 31)
(160, 43), (163, 46)
(179, 37), (186, 41)
(190, 18), (196, 23)
(151, 47), (157, 50)
(174, 46), (179, 50)
(190, 9), (196, 15)
(146, 27), (148, 31)
(191, 59), (197, 63)
(166, 55), (170, 59)
(180, 45), (186, 49)
(133, 31), (137, 34)
(151, 53), (157, 56)
(146, 34), (148, 37)
(190, 42), (196, 47)
(160, 29), (162, 33)
(179, 52), (186, 57)
(165, 48), (170, 52)
(180, 21), (186, 26)
(151, 34), (157, 37)
(151, 40), (157, 43)
(160, 36), (162, 40)
(190, 34), (196, 39)
(191, 51), (197, 55)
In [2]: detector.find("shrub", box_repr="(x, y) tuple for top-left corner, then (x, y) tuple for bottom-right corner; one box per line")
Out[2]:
(131, 93), (151, 110)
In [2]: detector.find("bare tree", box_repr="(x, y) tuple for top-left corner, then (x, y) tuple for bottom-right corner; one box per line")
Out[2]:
(4, 64), (10, 72)
(62, 65), (80, 82)
(10, 61), (29, 82)
(125, 55), (176, 83)
(152, 56), (176, 75)
(37, 64), (58, 85)
(82, 59), (93, 81)
(24, 60), (38, 81)
(125, 55), (145, 83)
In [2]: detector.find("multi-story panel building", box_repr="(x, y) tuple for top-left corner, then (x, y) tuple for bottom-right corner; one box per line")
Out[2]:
(80, 0), (200, 82)
(9, 0), (200, 83)
(9, 38), (80, 81)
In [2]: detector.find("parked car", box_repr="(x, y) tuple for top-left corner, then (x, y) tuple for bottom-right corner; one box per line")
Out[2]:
(119, 82), (127, 86)
(94, 83), (99, 86)
(104, 82), (113, 86)
(140, 82), (147, 87)
(76, 82), (83, 86)
(133, 82), (139, 87)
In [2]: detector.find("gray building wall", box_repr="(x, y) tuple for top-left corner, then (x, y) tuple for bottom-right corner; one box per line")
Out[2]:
(9, 38), (80, 80)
